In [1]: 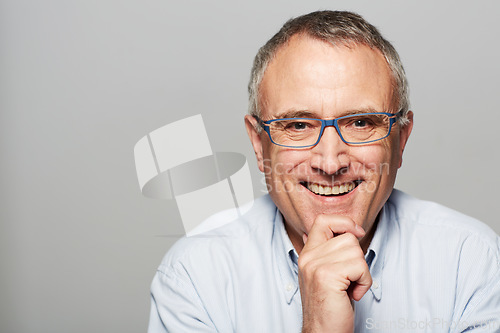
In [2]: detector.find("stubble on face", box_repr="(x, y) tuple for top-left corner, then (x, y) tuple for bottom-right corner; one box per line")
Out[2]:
(255, 34), (409, 252)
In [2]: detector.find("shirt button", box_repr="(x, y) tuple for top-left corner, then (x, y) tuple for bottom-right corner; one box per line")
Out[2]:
(285, 283), (294, 292)
(372, 281), (379, 290)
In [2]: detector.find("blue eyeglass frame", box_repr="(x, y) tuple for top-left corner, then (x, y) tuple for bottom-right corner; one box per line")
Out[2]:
(255, 110), (404, 148)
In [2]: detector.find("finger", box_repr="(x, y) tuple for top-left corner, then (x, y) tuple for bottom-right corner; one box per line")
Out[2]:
(304, 215), (365, 249)
(308, 234), (364, 263)
(346, 263), (372, 301)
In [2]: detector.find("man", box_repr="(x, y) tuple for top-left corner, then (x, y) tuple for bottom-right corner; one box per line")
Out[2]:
(148, 11), (500, 332)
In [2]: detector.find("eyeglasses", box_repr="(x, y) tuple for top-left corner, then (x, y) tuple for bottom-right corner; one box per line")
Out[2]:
(255, 111), (403, 148)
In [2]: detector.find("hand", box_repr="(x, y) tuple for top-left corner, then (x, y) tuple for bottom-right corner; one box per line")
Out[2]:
(298, 215), (372, 333)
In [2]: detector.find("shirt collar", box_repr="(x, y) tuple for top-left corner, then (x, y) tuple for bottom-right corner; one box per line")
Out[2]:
(365, 202), (391, 301)
(272, 209), (299, 305)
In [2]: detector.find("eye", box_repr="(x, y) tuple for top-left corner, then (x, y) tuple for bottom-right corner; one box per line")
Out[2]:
(274, 118), (319, 134)
(349, 117), (376, 129)
(283, 121), (312, 131)
(291, 122), (307, 130)
(353, 119), (367, 128)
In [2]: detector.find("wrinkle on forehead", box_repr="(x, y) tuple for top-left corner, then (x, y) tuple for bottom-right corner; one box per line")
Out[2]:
(259, 34), (395, 119)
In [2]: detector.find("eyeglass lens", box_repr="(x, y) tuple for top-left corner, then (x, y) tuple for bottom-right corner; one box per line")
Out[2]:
(268, 114), (392, 146)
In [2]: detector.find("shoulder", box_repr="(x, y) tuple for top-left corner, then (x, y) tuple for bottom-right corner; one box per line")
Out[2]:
(382, 190), (500, 324)
(157, 194), (278, 276)
(385, 190), (500, 290)
(388, 189), (499, 251)
(386, 189), (500, 275)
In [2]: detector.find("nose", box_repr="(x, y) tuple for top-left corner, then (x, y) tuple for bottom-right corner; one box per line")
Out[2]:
(309, 125), (350, 175)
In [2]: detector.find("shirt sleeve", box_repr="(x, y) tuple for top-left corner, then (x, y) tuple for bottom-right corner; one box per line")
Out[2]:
(147, 263), (218, 333)
(453, 236), (500, 333)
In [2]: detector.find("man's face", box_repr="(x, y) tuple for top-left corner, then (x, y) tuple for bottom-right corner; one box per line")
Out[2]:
(245, 35), (412, 251)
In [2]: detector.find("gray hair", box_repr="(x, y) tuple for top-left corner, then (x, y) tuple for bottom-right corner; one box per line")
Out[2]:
(248, 10), (410, 125)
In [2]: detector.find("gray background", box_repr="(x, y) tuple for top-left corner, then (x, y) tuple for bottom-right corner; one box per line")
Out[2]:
(1, 0), (499, 332)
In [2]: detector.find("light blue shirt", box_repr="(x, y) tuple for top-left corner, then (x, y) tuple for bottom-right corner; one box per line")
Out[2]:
(148, 190), (500, 332)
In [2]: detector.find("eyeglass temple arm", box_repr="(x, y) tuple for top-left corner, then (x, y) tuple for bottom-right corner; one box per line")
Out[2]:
(253, 115), (267, 128)
(394, 110), (404, 118)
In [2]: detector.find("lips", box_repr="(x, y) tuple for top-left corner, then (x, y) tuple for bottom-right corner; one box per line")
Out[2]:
(302, 180), (361, 196)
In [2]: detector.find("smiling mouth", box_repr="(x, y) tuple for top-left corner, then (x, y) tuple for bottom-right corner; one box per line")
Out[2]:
(301, 181), (362, 197)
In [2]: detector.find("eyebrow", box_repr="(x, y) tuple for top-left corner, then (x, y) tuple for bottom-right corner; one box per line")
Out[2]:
(272, 107), (382, 119)
(340, 107), (381, 116)
(273, 110), (319, 119)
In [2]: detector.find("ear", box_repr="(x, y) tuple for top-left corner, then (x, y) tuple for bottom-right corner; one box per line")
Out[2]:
(397, 110), (414, 168)
(244, 115), (265, 172)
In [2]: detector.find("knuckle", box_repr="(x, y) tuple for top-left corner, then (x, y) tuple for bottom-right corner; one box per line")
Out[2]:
(313, 214), (328, 227)
(336, 232), (357, 246)
(312, 264), (330, 281)
(298, 259), (333, 282)
(353, 257), (368, 267)
(314, 214), (356, 233)
(298, 256), (314, 273)
(298, 258), (307, 271)
(337, 215), (356, 230)
(298, 253), (311, 268)
(367, 272), (373, 284)
(351, 245), (364, 258)
(343, 232), (357, 242)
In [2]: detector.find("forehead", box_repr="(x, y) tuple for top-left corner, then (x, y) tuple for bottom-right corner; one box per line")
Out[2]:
(259, 35), (394, 118)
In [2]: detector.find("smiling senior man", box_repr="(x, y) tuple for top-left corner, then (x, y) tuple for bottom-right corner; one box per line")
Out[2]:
(148, 11), (500, 332)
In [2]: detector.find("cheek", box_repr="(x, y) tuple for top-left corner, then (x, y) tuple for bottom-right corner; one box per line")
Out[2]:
(351, 143), (398, 180)
(354, 145), (389, 168)
(266, 149), (309, 177)
(263, 150), (312, 195)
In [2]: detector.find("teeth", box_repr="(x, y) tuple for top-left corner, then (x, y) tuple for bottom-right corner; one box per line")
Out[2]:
(306, 182), (357, 196)
(318, 185), (325, 195)
(323, 186), (332, 195)
(332, 186), (339, 195)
